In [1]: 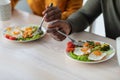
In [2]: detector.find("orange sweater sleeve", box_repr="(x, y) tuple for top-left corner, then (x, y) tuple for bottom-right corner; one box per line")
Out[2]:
(61, 0), (83, 20)
(27, 0), (83, 20)
(27, 0), (45, 16)
(11, 0), (19, 10)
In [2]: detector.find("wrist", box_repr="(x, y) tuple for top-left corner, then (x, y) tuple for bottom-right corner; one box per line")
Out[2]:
(64, 20), (72, 35)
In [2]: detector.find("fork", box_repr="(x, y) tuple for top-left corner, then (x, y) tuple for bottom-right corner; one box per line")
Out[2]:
(57, 30), (84, 46)
(38, 3), (53, 33)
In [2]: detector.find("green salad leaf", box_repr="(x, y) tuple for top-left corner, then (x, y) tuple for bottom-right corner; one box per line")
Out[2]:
(69, 52), (91, 62)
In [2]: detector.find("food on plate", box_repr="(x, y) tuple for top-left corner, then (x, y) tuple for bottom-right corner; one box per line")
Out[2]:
(66, 40), (113, 62)
(4, 25), (44, 41)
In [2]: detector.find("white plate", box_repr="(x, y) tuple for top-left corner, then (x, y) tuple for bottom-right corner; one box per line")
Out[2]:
(3, 25), (46, 42)
(66, 40), (115, 63)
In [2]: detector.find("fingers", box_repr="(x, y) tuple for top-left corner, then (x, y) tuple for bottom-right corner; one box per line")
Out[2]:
(42, 7), (61, 22)
(45, 12), (61, 22)
(43, 7), (60, 15)
(48, 29), (66, 41)
(46, 20), (71, 41)
(51, 33), (66, 41)
(47, 20), (61, 28)
(47, 21), (66, 41)
(47, 28), (57, 33)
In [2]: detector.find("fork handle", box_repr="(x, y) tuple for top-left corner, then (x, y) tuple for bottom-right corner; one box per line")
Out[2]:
(39, 3), (53, 30)
(49, 3), (53, 7)
(57, 30), (75, 42)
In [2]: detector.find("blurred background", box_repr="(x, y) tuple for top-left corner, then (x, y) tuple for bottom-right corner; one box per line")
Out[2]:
(15, 0), (105, 37)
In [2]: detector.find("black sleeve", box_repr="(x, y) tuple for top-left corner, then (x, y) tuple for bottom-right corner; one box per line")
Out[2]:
(66, 0), (102, 33)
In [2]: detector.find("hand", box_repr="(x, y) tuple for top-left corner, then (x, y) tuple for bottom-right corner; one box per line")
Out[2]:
(47, 20), (71, 41)
(42, 7), (61, 22)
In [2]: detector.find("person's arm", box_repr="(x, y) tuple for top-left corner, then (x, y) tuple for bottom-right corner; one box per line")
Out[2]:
(11, 0), (19, 10)
(61, 0), (83, 20)
(67, 0), (102, 33)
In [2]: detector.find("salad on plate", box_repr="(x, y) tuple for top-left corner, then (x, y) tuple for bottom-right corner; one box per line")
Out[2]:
(3, 25), (45, 42)
(66, 40), (115, 63)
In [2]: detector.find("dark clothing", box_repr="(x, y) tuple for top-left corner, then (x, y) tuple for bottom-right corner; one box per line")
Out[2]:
(67, 0), (120, 39)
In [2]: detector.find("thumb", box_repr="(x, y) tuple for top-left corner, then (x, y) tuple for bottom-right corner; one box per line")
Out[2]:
(47, 20), (60, 28)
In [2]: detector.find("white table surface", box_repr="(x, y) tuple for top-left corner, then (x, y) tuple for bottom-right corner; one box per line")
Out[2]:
(0, 10), (120, 80)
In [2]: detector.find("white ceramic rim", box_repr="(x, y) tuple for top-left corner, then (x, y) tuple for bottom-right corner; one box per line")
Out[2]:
(2, 24), (46, 42)
(65, 40), (115, 63)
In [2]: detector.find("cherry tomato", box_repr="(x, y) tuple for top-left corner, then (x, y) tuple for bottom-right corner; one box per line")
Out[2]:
(5, 34), (10, 39)
(9, 36), (16, 40)
(67, 41), (75, 48)
(66, 48), (75, 52)
(5, 34), (16, 40)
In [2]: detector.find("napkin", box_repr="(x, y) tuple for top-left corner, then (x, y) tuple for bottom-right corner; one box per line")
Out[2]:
(116, 37), (120, 66)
